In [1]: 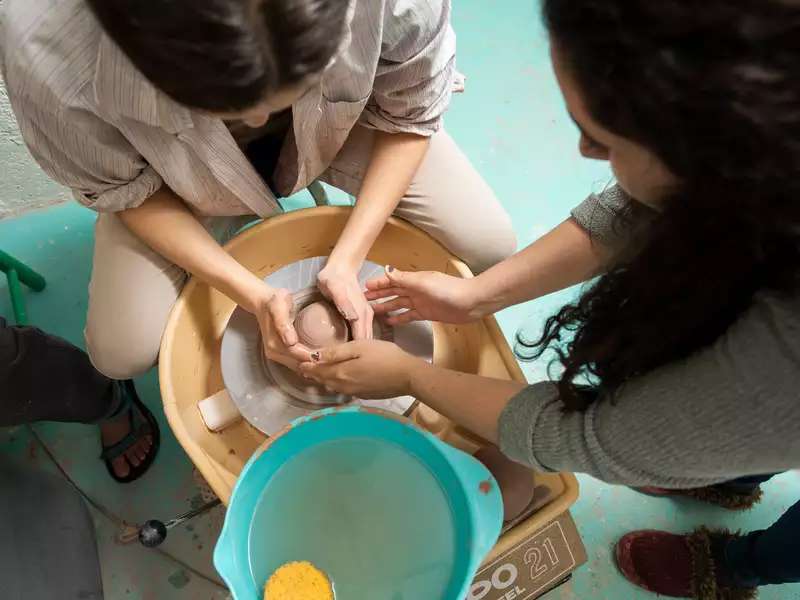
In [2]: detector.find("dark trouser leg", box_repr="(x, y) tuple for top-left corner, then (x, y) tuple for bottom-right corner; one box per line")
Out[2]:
(715, 473), (778, 494)
(0, 317), (122, 425)
(720, 499), (800, 587)
(0, 458), (104, 599)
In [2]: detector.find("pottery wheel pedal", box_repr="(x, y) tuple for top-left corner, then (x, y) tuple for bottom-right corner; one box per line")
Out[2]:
(218, 257), (434, 436)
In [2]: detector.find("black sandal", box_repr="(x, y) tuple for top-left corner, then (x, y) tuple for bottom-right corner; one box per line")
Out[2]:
(100, 380), (161, 484)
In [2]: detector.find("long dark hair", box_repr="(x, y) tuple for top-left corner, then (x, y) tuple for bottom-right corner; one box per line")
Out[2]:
(519, 0), (800, 410)
(87, 0), (349, 112)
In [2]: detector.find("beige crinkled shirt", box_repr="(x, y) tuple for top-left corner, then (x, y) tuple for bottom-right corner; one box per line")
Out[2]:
(0, 0), (459, 218)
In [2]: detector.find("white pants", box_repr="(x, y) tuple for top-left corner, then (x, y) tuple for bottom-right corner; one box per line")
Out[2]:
(85, 128), (516, 379)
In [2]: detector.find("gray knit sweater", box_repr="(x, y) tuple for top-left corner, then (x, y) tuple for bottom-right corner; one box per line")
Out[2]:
(498, 186), (800, 488)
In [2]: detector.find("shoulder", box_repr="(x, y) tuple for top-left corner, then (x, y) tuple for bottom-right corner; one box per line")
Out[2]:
(744, 291), (800, 353)
(717, 291), (800, 393)
(2, 0), (100, 108)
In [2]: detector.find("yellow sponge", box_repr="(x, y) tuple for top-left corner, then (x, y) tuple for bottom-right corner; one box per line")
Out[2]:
(264, 561), (334, 600)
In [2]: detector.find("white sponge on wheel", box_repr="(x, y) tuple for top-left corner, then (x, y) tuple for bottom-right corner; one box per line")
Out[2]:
(198, 389), (242, 432)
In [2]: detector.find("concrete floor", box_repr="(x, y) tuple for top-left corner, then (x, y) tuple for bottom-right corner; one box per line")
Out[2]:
(1, 0), (798, 598)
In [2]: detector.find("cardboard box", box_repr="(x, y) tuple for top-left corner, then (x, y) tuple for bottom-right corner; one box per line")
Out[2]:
(465, 468), (587, 600)
(469, 511), (586, 600)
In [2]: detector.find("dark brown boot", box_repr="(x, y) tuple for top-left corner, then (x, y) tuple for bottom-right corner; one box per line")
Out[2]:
(615, 528), (757, 599)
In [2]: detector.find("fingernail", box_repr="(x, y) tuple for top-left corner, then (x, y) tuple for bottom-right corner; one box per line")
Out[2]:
(386, 265), (395, 273)
(311, 352), (320, 362)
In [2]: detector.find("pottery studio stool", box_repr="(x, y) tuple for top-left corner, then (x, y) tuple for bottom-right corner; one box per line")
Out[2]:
(160, 207), (580, 572)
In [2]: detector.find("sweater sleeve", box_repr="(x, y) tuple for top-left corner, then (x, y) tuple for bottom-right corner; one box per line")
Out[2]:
(570, 184), (656, 250)
(498, 293), (800, 488)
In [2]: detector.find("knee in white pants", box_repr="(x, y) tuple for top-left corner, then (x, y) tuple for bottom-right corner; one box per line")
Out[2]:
(84, 324), (160, 381)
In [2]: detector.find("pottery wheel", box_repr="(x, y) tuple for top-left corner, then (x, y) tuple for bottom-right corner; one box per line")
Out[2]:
(220, 257), (434, 435)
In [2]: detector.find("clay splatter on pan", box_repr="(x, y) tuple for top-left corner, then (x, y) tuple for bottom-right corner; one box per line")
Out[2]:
(479, 480), (492, 494)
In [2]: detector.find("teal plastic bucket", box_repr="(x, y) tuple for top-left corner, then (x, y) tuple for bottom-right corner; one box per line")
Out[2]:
(214, 407), (503, 599)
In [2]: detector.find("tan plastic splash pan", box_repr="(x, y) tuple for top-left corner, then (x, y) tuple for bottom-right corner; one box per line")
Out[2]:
(160, 207), (578, 564)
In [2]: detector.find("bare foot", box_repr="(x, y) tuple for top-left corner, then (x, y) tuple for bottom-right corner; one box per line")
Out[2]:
(100, 411), (154, 479)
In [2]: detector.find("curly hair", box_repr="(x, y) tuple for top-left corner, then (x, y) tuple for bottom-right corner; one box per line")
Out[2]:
(518, 0), (800, 410)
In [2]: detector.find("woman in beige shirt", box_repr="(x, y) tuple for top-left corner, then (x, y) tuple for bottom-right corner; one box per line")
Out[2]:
(1, 0), (515, 477)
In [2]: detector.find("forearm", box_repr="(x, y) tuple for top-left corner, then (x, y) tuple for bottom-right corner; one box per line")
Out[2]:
(118, 186), (271, 314)
(470, 218), (609, 316)
(327, 131), (430, 270)
(407, 361), (526, 443)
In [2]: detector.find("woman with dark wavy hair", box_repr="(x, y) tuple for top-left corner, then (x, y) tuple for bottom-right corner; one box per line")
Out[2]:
(303, 0), (800, 597)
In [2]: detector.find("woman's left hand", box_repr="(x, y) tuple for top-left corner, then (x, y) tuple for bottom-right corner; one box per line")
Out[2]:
(299, 340), (425, 399)
(317, 264), (374, 340)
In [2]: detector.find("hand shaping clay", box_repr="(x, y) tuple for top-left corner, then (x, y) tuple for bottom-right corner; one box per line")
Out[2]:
(474, 445), (536, 523)
(264, 299), (352, 407)
(295, 301), (349, 349)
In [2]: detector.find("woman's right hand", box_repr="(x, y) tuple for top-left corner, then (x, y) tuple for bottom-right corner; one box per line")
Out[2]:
(256, 288), (313, 369)
(365, 266), (483, 326)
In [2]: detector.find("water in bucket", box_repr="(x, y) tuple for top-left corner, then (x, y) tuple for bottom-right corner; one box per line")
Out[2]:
(249, 437), (456, 598)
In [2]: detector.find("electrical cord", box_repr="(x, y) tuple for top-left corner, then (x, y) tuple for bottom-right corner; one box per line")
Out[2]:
(25, 424), (228, 591)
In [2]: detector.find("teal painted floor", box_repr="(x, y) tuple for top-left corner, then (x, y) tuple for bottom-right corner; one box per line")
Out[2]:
(1, 1), (798, 598)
